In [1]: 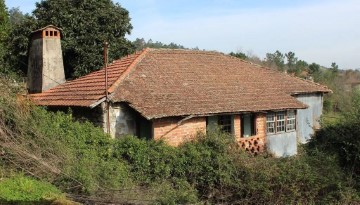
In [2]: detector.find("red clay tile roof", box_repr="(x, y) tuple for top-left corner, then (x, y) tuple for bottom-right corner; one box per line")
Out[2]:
(31, 48), (331, 119)
(111, 49), (330, 119)
(30, 50), (146, 107)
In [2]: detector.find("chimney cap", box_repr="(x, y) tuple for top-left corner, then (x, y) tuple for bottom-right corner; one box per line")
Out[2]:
(31, 25), (62, 34)
(30, 25), (63, 39)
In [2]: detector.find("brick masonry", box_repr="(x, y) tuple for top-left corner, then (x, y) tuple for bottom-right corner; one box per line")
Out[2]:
(235, 113), (266, 155)
(153, 117), (207, 146)
(152, 113), (266, 154)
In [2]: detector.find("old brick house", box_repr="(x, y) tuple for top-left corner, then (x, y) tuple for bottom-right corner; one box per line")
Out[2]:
(29, 26), (331, 157)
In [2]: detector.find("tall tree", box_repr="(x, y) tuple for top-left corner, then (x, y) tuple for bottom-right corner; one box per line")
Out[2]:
(0, 0), (10, 68)
(6, 0), (134, 78)
(285, 51), (297, 71)
(8, 7), (24, 25)
(330, 62), (339, 73)
(5, 13), (37, 75)
(265, 50), (285, 71)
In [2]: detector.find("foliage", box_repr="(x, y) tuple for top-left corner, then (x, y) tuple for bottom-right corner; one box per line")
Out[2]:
(309, 92), (360, 188)
(265, 50), (285, 71)
(309, 62), (320, 75)
(330, 62), (339, 73)
(0, 0), (10, 68)
(0, 77), (130, 195)
(0, 174), (62, 203)
(4, 13), (36, 77)
(229, 51), (247, 60)
(285, 51), (297, 70)
(133, 38), (188, 51)
(114, 136), (179, 183)
(5, 0), (134, 78)
(112, 131), (359, 204)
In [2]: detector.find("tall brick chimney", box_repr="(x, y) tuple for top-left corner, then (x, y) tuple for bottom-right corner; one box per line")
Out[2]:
(27, 25), (65, 94)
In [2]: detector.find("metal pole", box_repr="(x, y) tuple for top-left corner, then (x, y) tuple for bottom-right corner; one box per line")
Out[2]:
(104, 42), (110, 134)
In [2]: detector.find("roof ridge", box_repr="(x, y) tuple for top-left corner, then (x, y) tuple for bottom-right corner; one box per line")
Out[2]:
(107, 48), (150, 93)
(150, 48), (227, 55)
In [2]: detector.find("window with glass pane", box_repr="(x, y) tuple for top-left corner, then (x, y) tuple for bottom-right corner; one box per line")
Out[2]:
(218, 115), (232, 133)
(241, 114), (256, 137)
(276, 112), (285, 132)
(266, 114), (275, 134)
(286, 110), (296, 131)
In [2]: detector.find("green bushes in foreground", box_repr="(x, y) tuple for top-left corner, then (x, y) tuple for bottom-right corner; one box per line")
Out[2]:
(113, 134), (359, 204)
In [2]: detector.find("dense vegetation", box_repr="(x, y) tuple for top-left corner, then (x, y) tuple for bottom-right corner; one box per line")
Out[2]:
(1, 0), (360, 204)
(1, 77), (359, 204)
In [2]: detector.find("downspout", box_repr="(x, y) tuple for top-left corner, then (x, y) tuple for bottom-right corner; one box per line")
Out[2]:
(104, 42), (110, 134)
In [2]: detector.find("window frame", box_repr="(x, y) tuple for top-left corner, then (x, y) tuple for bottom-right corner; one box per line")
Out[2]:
(266, 113), (275, 134)
(276, 112), (285, 133)
(286, 110), (296, 131)
(218, 115), (232, 134)
(266, 110), (296, 134)
(241, 114), (256, 138)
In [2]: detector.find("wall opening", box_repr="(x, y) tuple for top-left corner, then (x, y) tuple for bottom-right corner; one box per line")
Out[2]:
(206, 115), (234, 134)
(241, 114), (256, 137)
(136, 114), (152, 140)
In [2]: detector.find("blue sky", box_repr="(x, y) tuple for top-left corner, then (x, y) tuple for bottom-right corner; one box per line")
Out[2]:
(5, 0), (360, 69)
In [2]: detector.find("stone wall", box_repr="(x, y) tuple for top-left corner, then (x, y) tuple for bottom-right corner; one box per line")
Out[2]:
(103, 103), (136, 138)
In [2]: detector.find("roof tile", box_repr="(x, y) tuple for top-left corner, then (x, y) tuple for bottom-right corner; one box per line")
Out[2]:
(31, 48), (331, 119)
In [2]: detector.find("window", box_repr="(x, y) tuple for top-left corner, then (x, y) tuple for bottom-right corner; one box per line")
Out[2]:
(266, 114), (275, 134)
(266, 111), (296, 134)
(286, 110), (296, 131)
(276, 112), (285, 132)
(218, 115), (232, 133)
(241, 114), (256, 137)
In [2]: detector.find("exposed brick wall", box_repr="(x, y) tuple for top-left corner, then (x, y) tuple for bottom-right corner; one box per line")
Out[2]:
(153, 117), (207, 146)
(151, 113), (267, 153)
(235, 113), (266, 155)
(233, 115), (241, 139)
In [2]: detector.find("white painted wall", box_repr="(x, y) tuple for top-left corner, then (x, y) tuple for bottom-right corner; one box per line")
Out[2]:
(296, 93), (323, 143)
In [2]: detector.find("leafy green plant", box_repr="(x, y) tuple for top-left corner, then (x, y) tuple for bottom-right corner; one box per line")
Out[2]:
(0, 174), (62, 203)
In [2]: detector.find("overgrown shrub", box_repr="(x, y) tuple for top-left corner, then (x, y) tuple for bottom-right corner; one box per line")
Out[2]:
(0, 77), (130, 195)
(308, 91), (360, 189)
(0, 174), (62, 204)
(112, 130), (359, 204)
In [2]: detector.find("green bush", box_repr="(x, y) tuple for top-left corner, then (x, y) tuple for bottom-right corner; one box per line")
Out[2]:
(0, 174), (62, 203)
(111, 131), (359, 204)
(308, 91), (360, 188)
(114, 136), (179, 183)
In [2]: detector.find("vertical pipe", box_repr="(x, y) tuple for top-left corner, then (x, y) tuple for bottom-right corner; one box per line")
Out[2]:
(104, 42), (110, 134)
